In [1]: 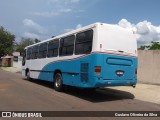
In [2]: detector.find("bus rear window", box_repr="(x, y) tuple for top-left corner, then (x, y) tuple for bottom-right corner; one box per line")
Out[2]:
(75, 30), (93, 55)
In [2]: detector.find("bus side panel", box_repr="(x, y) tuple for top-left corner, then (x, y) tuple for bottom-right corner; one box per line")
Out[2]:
(38, 54), (97, 87)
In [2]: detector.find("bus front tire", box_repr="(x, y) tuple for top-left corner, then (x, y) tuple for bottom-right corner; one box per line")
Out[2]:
(26, 71), (30, 80)
(54, 73), (63, 92)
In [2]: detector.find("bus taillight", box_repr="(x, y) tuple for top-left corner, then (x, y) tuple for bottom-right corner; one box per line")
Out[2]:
(95, 66), (101, 75)
(135, 69), (137, 75)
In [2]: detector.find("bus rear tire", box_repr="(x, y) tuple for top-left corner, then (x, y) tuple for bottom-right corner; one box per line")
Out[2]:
(54, 73), (63, 92)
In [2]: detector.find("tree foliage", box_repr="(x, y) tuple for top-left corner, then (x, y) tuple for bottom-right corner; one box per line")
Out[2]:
(34, 38), (41, 43)
(138, 41), (160, 50)
(15, 38), (41, 54)
(138, 45), (146, 50)
(149, 41), (160, 50)
(0, 26), (15, 57)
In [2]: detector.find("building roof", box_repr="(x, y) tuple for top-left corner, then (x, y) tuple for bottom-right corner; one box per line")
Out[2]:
(1, 55), (12, 59)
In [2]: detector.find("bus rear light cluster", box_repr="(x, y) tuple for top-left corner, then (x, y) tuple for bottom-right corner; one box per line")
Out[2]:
(135, 69), (137, 75)
(95, 66), (101, 75)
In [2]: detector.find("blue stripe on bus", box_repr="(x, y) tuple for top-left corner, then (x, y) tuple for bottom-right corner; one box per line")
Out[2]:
(38, 53), (137, 88)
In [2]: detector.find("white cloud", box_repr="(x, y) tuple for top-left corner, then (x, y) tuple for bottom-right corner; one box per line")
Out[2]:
(59, 8), (72, 13)
(118, 19), (133, 29)
(34, 9), (73, 17)
(136, 21), (151, 35)
(49, 0), (80, 4)
(118, 19), (160, 46)
(76, 24), (82, 29)
(64, 24), (83, 33)
(23, 19), (48, 39)
(34, 0), (82, 17)
(34, 12), (60, 17)
(23, 19), (47, 35)
(23, 32), (40, 39)
(64, 28), (74, 33)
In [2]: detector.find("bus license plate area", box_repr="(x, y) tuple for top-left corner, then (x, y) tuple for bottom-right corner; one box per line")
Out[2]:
(116, 70), (124, 76)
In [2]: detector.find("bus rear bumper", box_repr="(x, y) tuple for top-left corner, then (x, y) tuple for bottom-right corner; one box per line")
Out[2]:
(94, 78), (137, 88)
(78, 77), (137, 88)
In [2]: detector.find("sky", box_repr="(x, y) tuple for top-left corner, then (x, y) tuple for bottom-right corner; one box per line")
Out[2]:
(0, 0), (160, 47)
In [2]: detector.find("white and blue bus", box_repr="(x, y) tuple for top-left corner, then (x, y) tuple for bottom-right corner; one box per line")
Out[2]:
(22, 23), (138, 91)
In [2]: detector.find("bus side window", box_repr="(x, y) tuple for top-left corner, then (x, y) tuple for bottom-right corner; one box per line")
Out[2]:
(27, 48), (32, 60)
(32, 46), (39, 59)
(47, 39), (59, 58)
(39, 43), (47, 59)
(59, 35), (75, 56)
(75, 30), (93, 55)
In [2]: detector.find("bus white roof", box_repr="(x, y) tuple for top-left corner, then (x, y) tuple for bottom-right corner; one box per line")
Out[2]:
(24, 22), (129, 49)
(25, 22), (101, 49)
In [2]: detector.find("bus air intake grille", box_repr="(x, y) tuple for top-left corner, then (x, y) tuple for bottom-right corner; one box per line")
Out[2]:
(80, 63), (89, 83)
(81, 63), (89, 72)
(80, 73), (88, 83)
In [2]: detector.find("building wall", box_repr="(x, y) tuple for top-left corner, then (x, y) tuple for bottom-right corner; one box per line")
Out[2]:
(138, 50), (160, 85)
(1, 57), (13, 67)
(13, 56), (22, 70)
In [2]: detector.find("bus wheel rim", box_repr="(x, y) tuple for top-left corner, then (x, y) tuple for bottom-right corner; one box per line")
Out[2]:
(55, 76), (61, 87)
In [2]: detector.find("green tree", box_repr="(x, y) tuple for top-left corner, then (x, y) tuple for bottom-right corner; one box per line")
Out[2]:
(16, 38), (41, 53)
(138, 41), (160, 50)
(149, 41), (160, 50)
(0, 26), (15, 57)
(34, 38), (41, 43)
(138, 45), (146, 50)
